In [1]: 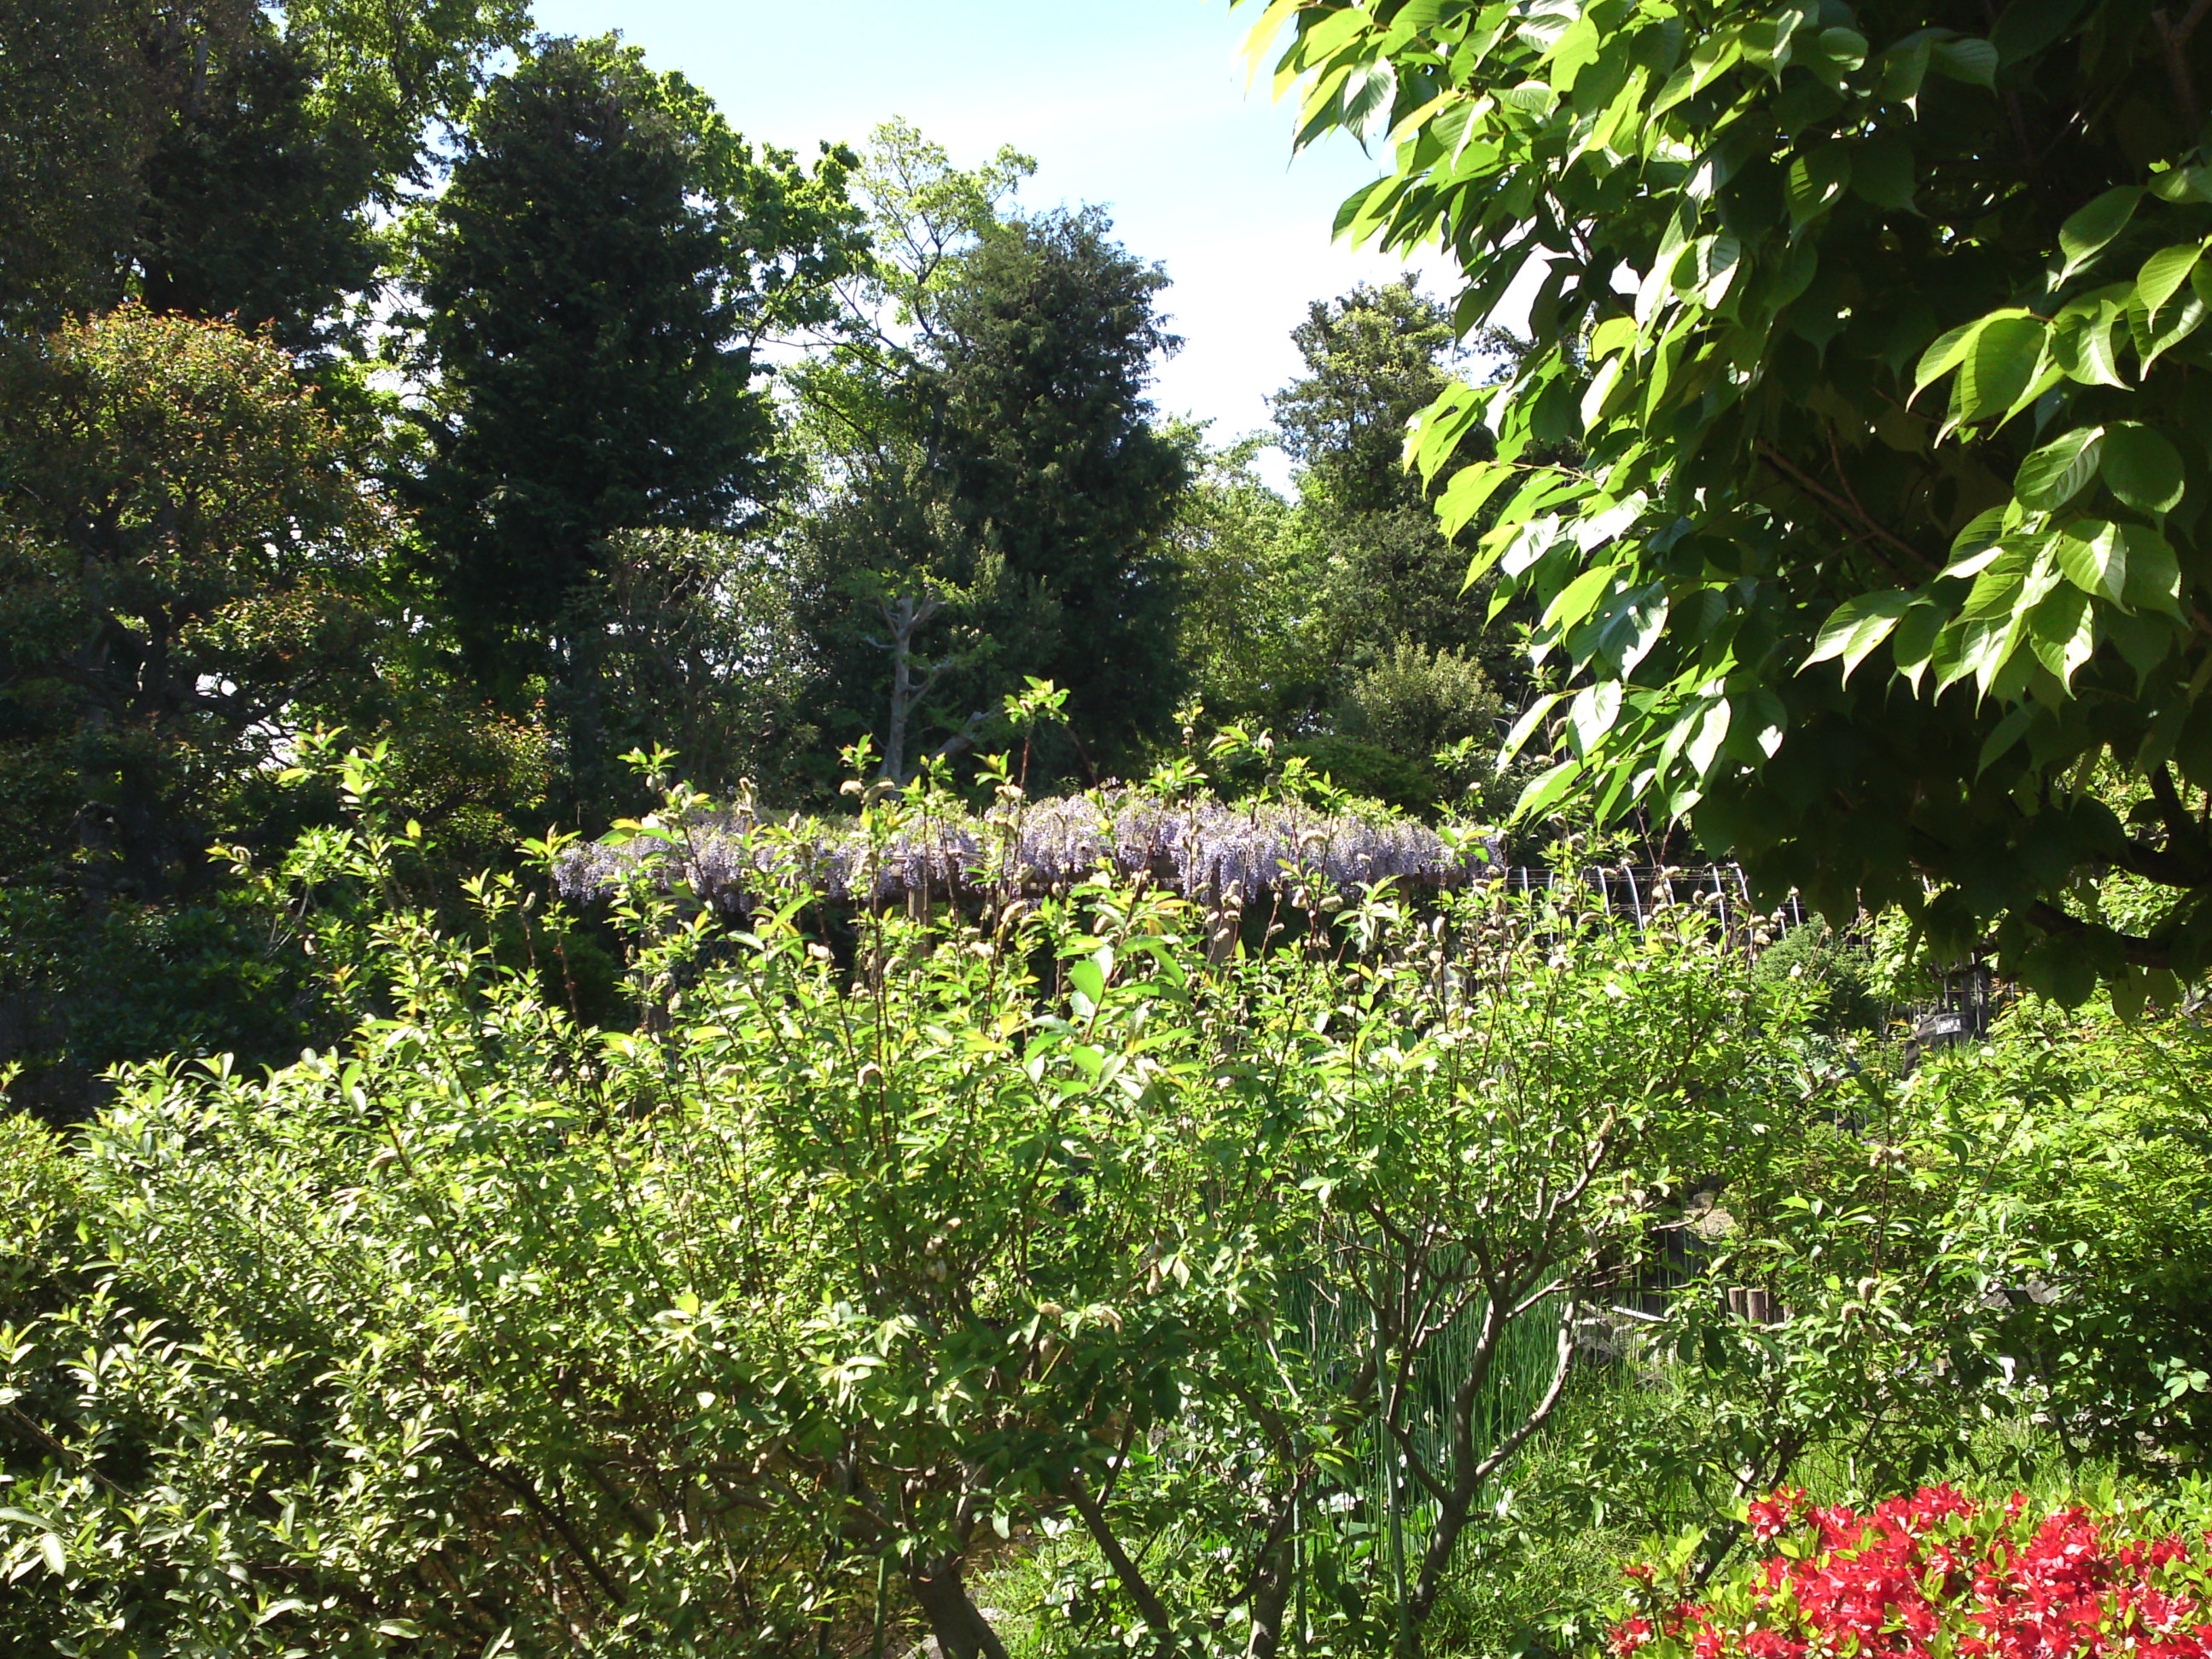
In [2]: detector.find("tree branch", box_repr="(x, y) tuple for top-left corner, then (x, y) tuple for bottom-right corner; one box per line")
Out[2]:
(1755, 442), (1936, 581)
(2151, 0), (2212, 135)
(1066, 1473), (1179, 1654)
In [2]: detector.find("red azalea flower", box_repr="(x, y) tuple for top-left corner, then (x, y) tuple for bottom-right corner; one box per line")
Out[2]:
(1612, 1616), (1657, 1656)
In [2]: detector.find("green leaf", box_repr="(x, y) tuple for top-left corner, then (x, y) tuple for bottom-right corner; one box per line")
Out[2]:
(1953, 314), (2046, 424)
(1437, 458), (1517, 538)
(1804, 590), (1913, 681)
(2101, 423), (2186, 515)
(1500, 691), (1566, 762)
(1991, 0), (2087, 62)
(2176, 696), (2212, 789)
(1685, 699), (1732, 776)
(1592, 582), (1669, 673)
(1849, 131), (1915, 211)
(2014, 425), (2104, 508)
(2025, 582), (2096, 684)
(1919, 311), (2034, 406)
(2056, 519), (2125, 602)
(1816, 26), (1868, 67)
(1961, 538), (2034, 620)
(1068, 958), (1107, 1006)
(1569, 681), (1623, 756)
(2153, 163), (2212, 202)
(1976, 702), (2039, 773)
(2134, 242), (2204, 314)
(2054, 306), (2128, 387)
(1949, 505), (2008, 563)
(2118, 524), (2184, 614)
(1514, 756), (1585, 820)
(37, 1534), (64, 1577)
(1930, 35), (1999, 85)
(2133, 287), (2207, 371)
(2058, 186), (2142, 280)
(1499, 79), (1560, 116)
(1892, 599), (1947, 690)
(1542, 562), (1619, 631)
(1409, 379), (1494, 482)
(1589, 315), (1639, 358)
(1731, 687), (1789, 759)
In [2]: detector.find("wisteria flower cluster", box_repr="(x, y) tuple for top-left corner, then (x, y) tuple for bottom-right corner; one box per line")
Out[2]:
(1613, 1487), (2212, 1659)
(553, 789), (1501, 915)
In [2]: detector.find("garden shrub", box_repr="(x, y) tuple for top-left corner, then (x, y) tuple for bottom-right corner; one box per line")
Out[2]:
(1914, 1003), (2212, 1467)
(1746, 923), (1884, 1035)
(0, 765), (1819, 1659)
(1613, 1484), (2212, 1659)
(7, 760), (2206, 1658)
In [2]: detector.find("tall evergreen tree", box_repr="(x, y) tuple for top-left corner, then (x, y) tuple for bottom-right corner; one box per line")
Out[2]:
(404, 35), (859, 810)
(0, 0), (529, 345)
(1272, 280), (1519, 685)
(130, 10), (384, 352)
(791, 139), (1190, 790)
(0, 0), (156, 329)
(926, 208), (1190, 776)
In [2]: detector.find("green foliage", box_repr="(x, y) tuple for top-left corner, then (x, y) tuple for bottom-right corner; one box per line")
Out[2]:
(0, 0), (156, 327)
(1339, 637), (1504, 760)
(0, 306), (381, 896)
(1246, 0), (2212, 995)
(1747, 921), (1885, 1033)
(1169, 432), (1321, 731)
(0, 0), (528, 345)
(131, 6), (387, 353)
(585, 528), (822, 795)
(923, 209), (1192, 771)
(0, 307), (551, 1118)
(1282, 731), (1451, 813)
(848, 115), (1039, 337)
(1277, 282), (1528, 696)
(794, 137), (1191, 789)
(1914, 999), (2212, 1464)
(0, 886), (323, 1125)
(402, 34), (862, 805)
(1275, 277), (1470, 517)
(1174, 282), (1533, 818)
(0, 763), (1813, 1659)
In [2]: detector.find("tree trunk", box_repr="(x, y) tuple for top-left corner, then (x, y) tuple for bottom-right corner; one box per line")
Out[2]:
(905, 1556), (1008, 1659)
(1246, 1538), (1295, 1659)
(562, 608), (611, 829)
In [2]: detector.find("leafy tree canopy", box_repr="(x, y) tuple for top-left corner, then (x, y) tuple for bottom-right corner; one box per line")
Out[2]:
(1, 0), (529, 343)
(0, 0), (159, 327)
(792, 134), (1190, 789)
(401, 33), (863, 798)
(0, 307), (382, 898)
(1276, 276), (1468, 516)
(852, 114), (1039, 342)
(1244, 0), (2212, 998)
(926, 207), (1193, 769)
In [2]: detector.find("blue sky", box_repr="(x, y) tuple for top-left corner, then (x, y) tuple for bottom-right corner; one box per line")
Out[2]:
(529, 0), (1451, 466)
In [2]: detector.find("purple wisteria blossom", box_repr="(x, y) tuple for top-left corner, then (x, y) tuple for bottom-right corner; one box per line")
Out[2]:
(552, 791), (1504, 916)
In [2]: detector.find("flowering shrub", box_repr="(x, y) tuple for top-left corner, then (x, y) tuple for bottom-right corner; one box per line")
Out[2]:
(1614, 1487), (2212, 1659)
(553, 787), (1497, 914)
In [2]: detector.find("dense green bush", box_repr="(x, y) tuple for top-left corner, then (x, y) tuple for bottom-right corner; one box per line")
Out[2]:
(1745, 923), (1885, 1036)
(0, 887), (325, 1125)
(0, 769), (1819, 1658)
(1915, 1002), (2212, 1466)
(3, 765), (2205, 1656)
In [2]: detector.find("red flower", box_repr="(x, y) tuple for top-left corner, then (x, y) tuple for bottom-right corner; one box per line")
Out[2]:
(1613, 1616), (1657, 1656)
(1617, 1488), (2212, 1659)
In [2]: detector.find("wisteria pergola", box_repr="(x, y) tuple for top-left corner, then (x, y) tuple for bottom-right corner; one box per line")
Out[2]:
(555, 790), (1503, 926)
